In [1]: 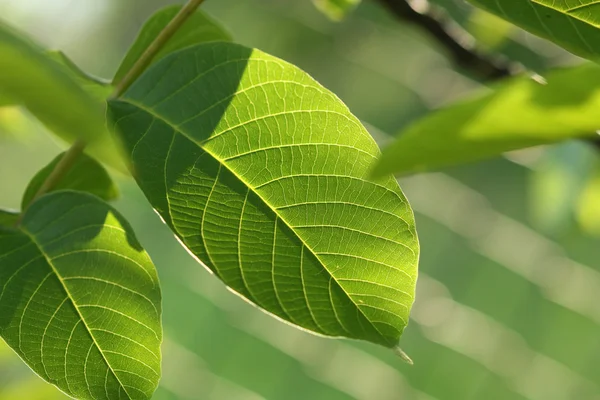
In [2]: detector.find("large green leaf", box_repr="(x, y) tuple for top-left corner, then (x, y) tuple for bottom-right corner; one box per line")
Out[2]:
(21, 152), (119, 210)
(468, 0), (600, 61)
(372, 63), (600, 176)
(0, 191), (162, 399)
(112, 5), (231, 85)
(109, 42), (419, 349)
(0, 22), (105, 144)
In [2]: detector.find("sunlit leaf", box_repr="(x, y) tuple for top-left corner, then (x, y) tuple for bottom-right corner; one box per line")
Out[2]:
(109, 42), (419, 349)
(21, 152), (119, 210)
(112, 5), (231, 85)
(468, 0), (600, 61)
(312, 0), (361, 21)
(0, 191), (162, 400)
(373, 64), (600, 176)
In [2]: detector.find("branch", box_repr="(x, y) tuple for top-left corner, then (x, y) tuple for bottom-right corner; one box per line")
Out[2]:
(375, 0), (514, 80)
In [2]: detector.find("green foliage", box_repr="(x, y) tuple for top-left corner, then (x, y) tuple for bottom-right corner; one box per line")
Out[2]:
(373, 63), (600, 176)
(0, 23), (105, 144)
(312, 0), (361, 20)
(468, 0), (600, 61)
(112, 5), (231, 85)
(46, 51), (112, 102)
(109, 42), (419, 348)
(0, 191), (161, 400)
(8, 0), (600, 398)
(0, 209), (18, 226)
(21, 152), (118, 210)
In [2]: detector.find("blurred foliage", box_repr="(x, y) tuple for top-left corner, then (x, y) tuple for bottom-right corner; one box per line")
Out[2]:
(1, 0), (600, 399)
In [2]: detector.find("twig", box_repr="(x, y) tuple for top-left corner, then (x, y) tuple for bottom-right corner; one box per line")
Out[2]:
(112, 0), (207, 98)
(375, 0), (513, 80)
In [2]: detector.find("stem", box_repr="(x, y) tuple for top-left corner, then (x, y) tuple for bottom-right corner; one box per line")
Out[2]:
(15, 139), (86, 226)
(111, 0), (207, 98)
(17, 0), (207, 225)
(375, 0), (514, 80)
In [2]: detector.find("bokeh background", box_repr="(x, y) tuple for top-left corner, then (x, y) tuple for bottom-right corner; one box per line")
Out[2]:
(1, 0), (600, 399)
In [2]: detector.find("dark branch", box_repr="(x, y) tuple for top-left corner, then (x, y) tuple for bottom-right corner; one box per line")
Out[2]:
(375, 0), (514, 80)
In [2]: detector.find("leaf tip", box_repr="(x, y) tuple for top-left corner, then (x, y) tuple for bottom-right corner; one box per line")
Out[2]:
(393, 345), (414, 365)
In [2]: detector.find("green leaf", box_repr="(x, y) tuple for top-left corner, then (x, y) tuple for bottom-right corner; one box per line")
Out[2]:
(46, 51), (112, 103)
(467, 0), (600, 61)
(0, 191), (162, 400)
(0, 209), (18, 227)
(372, 63), (600, 176)
(21, 152), (119, 210)
(0, 22), (105, 144)
(108, 42), (419, 349)
(112, 5), (231, 85)
(312, 0), (361, 21)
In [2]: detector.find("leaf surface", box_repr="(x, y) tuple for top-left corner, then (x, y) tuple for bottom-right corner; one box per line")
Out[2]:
(0, 191), (162, 399)
(109, 42), (419, 348)
(46, 51), (112, 103)
(0, 22), (105, 144)
(21, 152), (119, 210)
(468, 0), (600, 61)
(112, 5), (231, 85)
(373, 63), (600, 176)
(0, 209), (18, 227)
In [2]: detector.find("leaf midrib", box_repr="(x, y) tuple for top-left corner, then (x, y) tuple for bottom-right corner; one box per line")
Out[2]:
(122, 97), (395, 346)
(20, 225), (133, 400)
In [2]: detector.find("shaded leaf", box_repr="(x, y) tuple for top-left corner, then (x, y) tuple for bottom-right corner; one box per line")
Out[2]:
(46, 51), (112, 103)
(468, 0), (600, 61)
(373, 64), (600, 176)
(109, 42), (419, 349)
(312, 0), (361, 21)
(0, 209), (18, 227)
(0, 22), (105, 144)
(112, 5), (231, 85)
(0, 191), (162, 399)
(21, 152), (119, 210)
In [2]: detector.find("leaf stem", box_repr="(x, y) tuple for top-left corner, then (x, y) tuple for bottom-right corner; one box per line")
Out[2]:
(111, 0), (207, 98)
(17, 0), (207, 224)
(15, 139), (86, 226)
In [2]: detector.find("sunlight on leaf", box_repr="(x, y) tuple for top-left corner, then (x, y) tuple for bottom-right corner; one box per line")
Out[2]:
(0, 191), (162, 400)
(109, 42), (419, 349)
(373, 63), (600, 176)
(468, 0), (600, 61)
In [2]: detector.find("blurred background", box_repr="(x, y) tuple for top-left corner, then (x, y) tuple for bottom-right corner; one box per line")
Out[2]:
(1, 0), (600, 399)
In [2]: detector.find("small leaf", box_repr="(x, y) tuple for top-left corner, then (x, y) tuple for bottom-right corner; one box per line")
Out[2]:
(0, 191), (162, 400)
(0, 208), (19, 226)
(312, 0), (361, 21)
(109, 42), (419, 349)
(112, 5), (231, 85)
(467, 0), (600, 61)
(21, 152), (119, 210)
(0, 22), (105, 144)
(372, 64), (600, 176)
